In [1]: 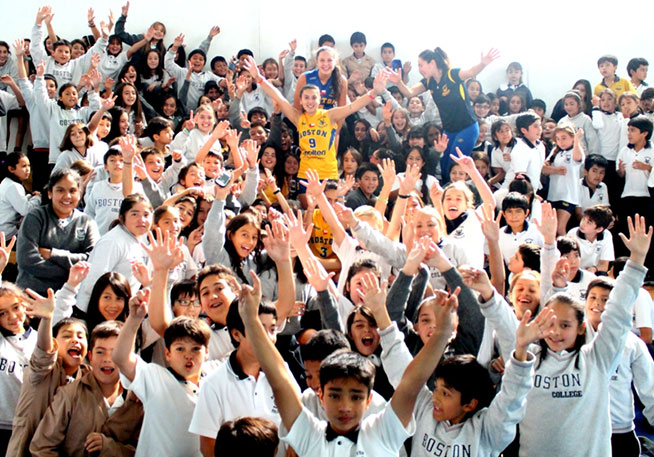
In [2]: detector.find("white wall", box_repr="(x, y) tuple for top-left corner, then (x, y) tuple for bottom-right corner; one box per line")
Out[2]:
(4, 0), (654, 112)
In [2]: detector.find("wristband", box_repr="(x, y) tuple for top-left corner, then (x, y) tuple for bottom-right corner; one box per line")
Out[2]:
(88, 22), (95, 27)
(183, 128), (190, 135)
(398, 194), (410, 199)
(124, 161), (133, 165)
(257, 77), (263, 84)
(367, 91), (375, 100)
(377, 196), (388, 203)
(273, 189), (281, 195)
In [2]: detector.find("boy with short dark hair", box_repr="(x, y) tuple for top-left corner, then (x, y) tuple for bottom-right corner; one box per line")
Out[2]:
(594, 55), (636, 98)
(567, 204), (615, 273)
(627, 57), (649, 96)
(345, 163), (379, 209)
(30, 321), (143, 457)
(342, 31), (376, 80)
(137, 147), (187, 207)
(113, 292), (211, 457)
(497, 192), (544, 266)
(142, 116), (174, 157)
(215, 417), (280, 457)
(578, 154), (610, 213)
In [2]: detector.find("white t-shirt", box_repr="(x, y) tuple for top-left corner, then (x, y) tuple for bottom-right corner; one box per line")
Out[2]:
(579, 179), (610, 212)
(490, 145), (513, 172)
(617, 146), (654, 197)
(445, 209), (485, 269)
(546, 148), (583, 205)
(496, 222), (545, 265)
(566, 228), (614, 270)
(502, 138), (546, 191)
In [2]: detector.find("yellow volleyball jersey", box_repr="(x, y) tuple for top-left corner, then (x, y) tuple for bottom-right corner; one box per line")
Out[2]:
(309, 209), (335, 259)
(297, 109), (339, 180)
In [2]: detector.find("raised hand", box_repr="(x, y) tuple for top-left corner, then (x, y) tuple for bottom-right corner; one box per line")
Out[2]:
(619, 214), (653, 266)
(208, 26), (221, 39)
(172, 33), (185, 50)
(382, 100), (393, 125)
(476, 203), (501, 243)
(433, 133), (449, 153)
(121, 1), (130, 17)
(372, 71), (389, 95)
(481, 48), (500, 67)
(428, 180), (444, 206)
(377, 158), (396, 187)
(242, 55), (262, 81)
(184, 110), (196, 131)
(333, 202), (357, 229)
(458, 266), (493, 301)
(24, 288), (55, 319)
(551, 257), (570, 288)
(359, 273), (387, 316)
(337, 174), (355, 197)
(263, 219), (291, 263)
(534, 201), (557, 244)
(142, 227), (184, 272)
(144, 26), (155, 42)
(515, 306), (556, 361)
(386, 67), (402, 84)
(239, 270), (263, 322)
(36, 60), (46, 78)
(284, 209), (312, 249)
(302, 168), (327, 201)
(403, 236), (431, 275)
(424, 239), (453, 272)
(118, 135), (137, 161)
(66, 261), (91, 288)
(12, 39), (25, 58)
(450, 147), (476, 175)
(398, 163), (421, 195)
(130, 260), (151, 287)
(241, 138), (260, 168)
(128, 288), (150, 321)
(0, 233), (16, 274)
(431, 287), (460, 338)
(289, 39), (297, 52)
(304, 255), (334, 292)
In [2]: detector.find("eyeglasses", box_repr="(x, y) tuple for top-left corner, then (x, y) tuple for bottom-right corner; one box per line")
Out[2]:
(175, 299), (201, 308)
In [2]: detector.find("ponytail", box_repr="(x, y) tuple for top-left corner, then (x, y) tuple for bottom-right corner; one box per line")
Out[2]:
(418, 47), (450, 72)
(2, 151), (27, 183)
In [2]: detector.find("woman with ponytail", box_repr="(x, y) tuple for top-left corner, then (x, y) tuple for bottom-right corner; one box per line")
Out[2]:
(389, 47), (499, 181)
(293, 46), (347, 111)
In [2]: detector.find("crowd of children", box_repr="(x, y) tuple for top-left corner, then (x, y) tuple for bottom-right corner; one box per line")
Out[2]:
(0, 4), (654, 457)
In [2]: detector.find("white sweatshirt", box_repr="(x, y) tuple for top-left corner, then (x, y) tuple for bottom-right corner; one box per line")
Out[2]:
(84, 179), (144, 235)
(0, 329), (38, 430)
(17, 77), (50, 148)
(0, 178), (41, 238)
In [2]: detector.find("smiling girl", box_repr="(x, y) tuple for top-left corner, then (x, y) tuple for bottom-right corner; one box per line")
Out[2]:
(0, 152), (41, 238)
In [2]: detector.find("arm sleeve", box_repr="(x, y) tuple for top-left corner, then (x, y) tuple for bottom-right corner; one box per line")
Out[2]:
(28, 388), (71, 457)
(52, 283), (78, 324)
(313, 290), (344, 332)
(631, 336), (654, 425)
(228, 95), (243, 131)
(49, 221), (99, 268)
(114, 16), (142, 45)
(443, 266), (486, 356)
(30, 25), (48, 67)
(351, 220), (407, 268)
(237, 168), (259, 206)
(197, 36), (212, 56)
(477, 290), (519, 362)
(385, 271), (413, 325)
(267, 114), (283, 149)
(539, 243), (560, 303)
(379, 322), (414, 388)
(404, 266), (429, 323)
(177, 79), (191, 116)
(584, 121), (601, 155)
(4, 183), (41, 216)
(202, 198), (227, 266)
(385, 125), (403, 154)
(16, 211), (69, 277)
(591, 110), (604, 129)
(163, 50), (186, 83)
(139, 176), (166, 208)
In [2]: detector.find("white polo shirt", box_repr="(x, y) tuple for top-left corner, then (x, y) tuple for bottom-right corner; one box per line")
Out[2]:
(496, 221), (545, 265)
(579, 179), (610, 212)
(566, 228), (614, 270)
(281, 403), (414, 457)
(301, 387), (387, 422)
(208, 325), (234, 363)
(567, 269), (597, 302)
(502, 138), (546, 191)
(189, 351), (299, 439)
(617, 145), (654, 197)
(121, 356), (203, 457)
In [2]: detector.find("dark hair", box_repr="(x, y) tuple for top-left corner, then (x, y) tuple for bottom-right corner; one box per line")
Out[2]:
(171, 280), (197, 305)
(247, 106), (268, 123)
(140, 147), (163, 164)
(373, 147), (395, 162)
(89, 320), (123, 352)
(53, 317), (88, 339)
(612, 256), (628, 277)
(315, 47), (343, 103)
(86, 272), (131, 338)
(508, 174), (534, 202)
(105, 106), (128, 143)
(211, 55), (227, 67)
(518, 244), (542, 271)
(627, 57), (649, 77)
(178, 163), (201, 186)
(237, 49), (254, 59)
(583, 205), (613, 230)
(118, 193), (153, 225)
(381, 42), (395, 53)
(52, 40), (71, 53)
(116, 63), (140, 88)
(3, 151), (27, 183)
(502, 192), (530, 212)
(529, 99), (547, 112)
(115, 82), (144, 124)
(215, 417), (279, 457)
(434, 355), (496, 417)
(143, 116), (173, 141)
(56, 83), (77, 109)
(586, 277), (614, 297)
(641, 87), (654, 101)
(59, 123), (93, 152)
(107, 35), (123, 56)
(538, 293), (585, 368)
(69, 38), (87, 54)
(301, 329), (351, 362)
(627, 116), (653, 145)
(204, 80), (220, 96)
(294, 55), (307, 64)
(345, 305), (377, 345)
(163, 316), (211, 349)
(418, 47), (450, 72)
(350, 31), (366, 46)
(44, 73), (58, 89)
(572, 79), (593, 115)
(318, 34), (335, 46)
(473, 94), (490, 105)
(491, 119), (516, 148)
(320, 350), (375, 393)
(226, 212), (263, 282)
(584, 154), (608, 171)
(0, 41), (10, 54)
(597, 55), (618, 67)
(226, 299), (277, 348)
(556, 236), (580, 256)
(515, 113), (540, 138)
(196, 264), (240, 303)
(355, 162), (379, 180)
(47, 168), (81, 192)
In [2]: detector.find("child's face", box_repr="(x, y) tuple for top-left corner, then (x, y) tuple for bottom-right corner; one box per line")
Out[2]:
(357, 171), (379, 196)
(432, 378), (474, 424)
(182, 165), (205, 188)
(443, 189), (467, 220)
(620, 97), (639, 118)
(542, 121), (557, 140)
(634, 65), (649, 82)
(196, 200), (211, 226)
(449, 164), (468, 184)
(301, 88), (321, 113)
(172, 293), (201, 319)
(508, 250), (525, 275)
(59, 86), (79, 108)
(203, 155), (221, 179)
(292, 59), (306, 77)
(108, 39), (122, 55)
(53, 44), (71, 65)
(599, 93), (616, 113)
(89, 336), (120, 386)
(598, 61), (617, 79)
(391, 91), (404, 105)
(342, 152), (359, 175)
(10, 157), (31, 181)
(641, 98), (653, 113)
(284, 155), (299, 175)
(233, 313), (277, 357)
(45, 79), (57, 98)
(260, 147), (276, 170)
(353, 122), (368, 142)
(213, 60), (227, 76)
(154, 127), (174, 146)
(0, 45), (8, 65)
(71, 42), (85, 60)
(351, 42), (366, 58)
(627, 125), (647, 146)
(507, 67), (522, 86)
(195, 111), (215, 133)
(408, 97), (424, 115)
(473, 102), (490, 119)
(560, 250), (581, 277)
(162, 97), (177, 116)
(263, 63), (278, 79)
(189, 54), (206, 72)
(503, 207), (528, 232)
(381, 47), (394, 64)
(584, 164), (606, 187)
(555, 130), (574, 150)
(55, 323), (88, 372)
(0, 295), (26, 334)
(563, 98), (580, 116)
(98, 286), (125, 321)
(304, 359), (322, 393)
(249, 126), (267, 146)
(467, 82), (481, 100)
(122, 201), (153, 238)
(147, 52), (159, 70)
(508, 95), (523, 114)
(97, 118), (111, 140)
(415, 303), (436, 344)
(509, 276), (540, 319)
(118, 113), (130, 136)
(522, 119), (542, 143)
(152, 24), (166, 41)
(320, 377), (372, 434)
(477, 123), (489, 143)
(175, 201), (195, 228)
(579, 216), (602, 238)
(490, 98), (500, 115)
(415, 211), (441, 243)
(391, 111), (407, 131)
(164, 336), (207, 381)
(69, 126), (87, 150)
(544, 302), (584, 352)
(121, 85), (137, 107)
(157, 210), (182, 238)
(585, 286), (610, 330)
(406, 149), (425, 170)
(229, 223), (259, 259)
(474, 159), (489, 178)
(199, 274), (237, 325)
(144, 153), (164, 181)
(48, 175), (81, 218)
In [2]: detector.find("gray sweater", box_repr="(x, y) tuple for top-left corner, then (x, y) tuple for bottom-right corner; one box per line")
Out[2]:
(16, 205), (99, 294)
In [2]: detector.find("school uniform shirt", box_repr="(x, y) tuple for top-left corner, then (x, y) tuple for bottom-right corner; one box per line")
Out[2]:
(632, 288), (654, 337)
(546, 148), (584, 205)
(412, 352), (535, 457)
(593, 76), (636, 98)
(566, 268), (597, 302)
(31, 24), (107, 87)
(616, 145), (654, 197)
(0, 328), (37, 430)
(189, 351), (299, 439)
(76, 224), (149, 312)
(496, 221), (544, 265)
(480, 260), (646, 457)
(502, 137), (546, 191)
(53, 146), (105, 173)
(84, 179), (145, 235)
(99, 49), (130, 82)
(579, 178), (610, 211)
(445, 209), (485, 269)
(139, 156), (187, 208)
(558, 113), (600, 155)
(0, 90), (20, 153)
(591, 109), (625, 161)
(0, 178), (41, 238)
(171, 128), (222, 163)
(490, 144), (513, 173)
(333, 232), (393, 295)
(281, 402), (414, 457)
(164, 50), (223, 110)
(17, 77), (49, 149)
(585, 324), (654, 434)
(121, 356), (203, 457)
(567, 228), (614, 270)
(30, 370), (143, 457)
(240, 85), (274, 118)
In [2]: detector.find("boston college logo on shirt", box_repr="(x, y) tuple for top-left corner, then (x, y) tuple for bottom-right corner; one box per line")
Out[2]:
(452, 228), (465, 239)
(75, 227), (86, 240)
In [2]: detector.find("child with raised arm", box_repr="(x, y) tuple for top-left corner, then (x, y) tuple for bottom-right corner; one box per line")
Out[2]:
(29, 321), (143, 457)
(113, 288), (210, 457)
(464, 214), (652, 457)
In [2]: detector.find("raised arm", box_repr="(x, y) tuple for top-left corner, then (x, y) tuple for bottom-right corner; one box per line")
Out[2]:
(328, 71), (389, 125)
(387, 68), (427, 99)
(451, 147), (496, 210)
(113, 289), (150, 382)
(374, 158), (396, 221)
(477, 203), (505, 295)
(262, 220), (295, 322)
(118, 135), (137, 197)
(127, 27), (154, 59)
(387, 165), (422, 241)
(458, 49), (500, 81)
(239, 272), (303, 431)
(24, 288), (56, 353)
(304, 168), (347, 247)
